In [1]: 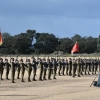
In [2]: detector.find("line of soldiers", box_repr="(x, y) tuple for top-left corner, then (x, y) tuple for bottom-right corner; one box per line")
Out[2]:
(0, 57), (57, 83)
(0, 57), (100, 83)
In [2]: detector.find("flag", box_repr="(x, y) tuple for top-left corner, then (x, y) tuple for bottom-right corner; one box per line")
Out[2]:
(71, 41), (79, 54)
(0, 31), (3, 45)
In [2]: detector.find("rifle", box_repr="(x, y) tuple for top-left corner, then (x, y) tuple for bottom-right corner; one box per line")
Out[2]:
(90, 74), (98, 87)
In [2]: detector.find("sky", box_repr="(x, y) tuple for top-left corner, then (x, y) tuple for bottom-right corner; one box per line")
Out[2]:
(0, 0), (100, 38)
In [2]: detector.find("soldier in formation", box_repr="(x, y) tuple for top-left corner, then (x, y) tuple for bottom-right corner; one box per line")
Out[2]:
(0, 56), (100, 83)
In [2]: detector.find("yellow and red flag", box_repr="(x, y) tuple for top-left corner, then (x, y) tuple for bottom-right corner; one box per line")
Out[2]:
(0, 31), (3, 45)
(71, 41), (79, 54)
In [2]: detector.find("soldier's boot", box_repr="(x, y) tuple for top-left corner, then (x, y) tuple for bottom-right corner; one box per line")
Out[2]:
(0, 74), (3, 80)
(62, 72), (65, 76)
(28, 77), (31, 82)
(21, 77), (25, 82)
(6, 76), (9, 80)
(17, 72), (20, 79)
(78, 75), (81, 77)
(33, 73), (36, 81)
(58, 71), (61, 76)
(73, 75), (75, 78)
(66, 72), (68, 75)
(53, 76), (56, 79)
(81, 72), (83, 75)
(43, 76), (47, 80)
(84, 71), (87, 75)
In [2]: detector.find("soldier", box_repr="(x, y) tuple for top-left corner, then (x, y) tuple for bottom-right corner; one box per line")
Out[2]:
(68, 58), (72, 76)
(0, 58), (5, 80)
(47, 58), (52, 80)
(61, 59), (66, 76)
(91, 59), (95, 74)
(43, 59), (48, 80)
(98, 58), (100, 72)
(84, 59), (88, 75)
(77, 59), (81, 77)
(72, 59), (77, 77)
(39, 58), (44, 81)
(65, 59), (69, 75)
(80, 59), (84, 75)
(4, 59), (11, 80)
(52, 58), (57, 79)
(11, 58), (16, 83)
(94, 59), (98, 74)
(27, 59), (32, 82)
(87, 59), (91, 75)
(19, 59), (25, 82)
(15, 59), (21, 79)
(31, 57), (38, 81)
(58, 58), (62, 76)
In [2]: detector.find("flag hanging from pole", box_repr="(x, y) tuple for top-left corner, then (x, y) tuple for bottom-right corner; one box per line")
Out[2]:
(71, 41), (79, 54)
(0, 31), (3, 45)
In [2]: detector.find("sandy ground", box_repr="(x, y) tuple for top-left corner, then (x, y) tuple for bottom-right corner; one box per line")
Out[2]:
(0, 67), (100, 100)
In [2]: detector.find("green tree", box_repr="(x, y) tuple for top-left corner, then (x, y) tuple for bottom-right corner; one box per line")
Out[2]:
(34, 33), (58, 54)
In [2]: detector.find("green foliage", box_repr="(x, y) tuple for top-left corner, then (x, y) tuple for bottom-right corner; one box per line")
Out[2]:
(34, 33), (58, 54)
(0, 30), (99, 54)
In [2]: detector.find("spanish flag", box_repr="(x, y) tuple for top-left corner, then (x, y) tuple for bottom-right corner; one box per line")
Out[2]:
(0, 31), (3, 45)
(71, 41), (79, 54)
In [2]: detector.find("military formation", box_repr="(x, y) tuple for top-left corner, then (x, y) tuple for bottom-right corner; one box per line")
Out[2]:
(0, 56), (100, 83)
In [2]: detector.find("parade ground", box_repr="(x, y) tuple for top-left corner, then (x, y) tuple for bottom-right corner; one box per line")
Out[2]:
(0, 68), (100, 100)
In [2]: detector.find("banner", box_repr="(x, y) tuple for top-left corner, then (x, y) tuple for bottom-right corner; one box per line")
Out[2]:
(71, 41), (79, 54)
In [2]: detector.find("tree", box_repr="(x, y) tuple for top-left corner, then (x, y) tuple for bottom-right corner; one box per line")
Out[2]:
(58, 38), (73, 53)
(34, 33), (59, 54)
(12, 30), (36, 54)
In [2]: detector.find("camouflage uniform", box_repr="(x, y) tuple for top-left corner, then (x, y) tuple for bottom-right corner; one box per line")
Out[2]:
(58, 59), (62, 76)
(77, 59), (81, 77)
(91, 59), (95, 74)
(20, 59), (25, 82)
(39, 58), (43, 81)
(0, 58), (4, 80)
(27, 59), (32, 82)
(5, 59), (11, 80)
(47, 59), (52, 80)
(84, 59), (88, 75)
(65, 59), (69, 75)
(43, 59), (48, 80)
(11, 58), (16, 83)
(15, 59), (21, 79)
(72, 59), (77, 77)
(68, 58), (72, 76)
(61, 59), (66, 76)
(53, 59), (57, 79)
(32, 57), (38, 81)
(94, 59), (98, 74)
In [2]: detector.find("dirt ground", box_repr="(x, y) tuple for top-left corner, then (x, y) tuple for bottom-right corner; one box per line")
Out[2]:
(0, 67), (100, 100)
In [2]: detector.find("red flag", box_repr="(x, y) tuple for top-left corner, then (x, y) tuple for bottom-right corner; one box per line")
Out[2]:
(0, 31), (3, 45)
(71, 41), (79, 54)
